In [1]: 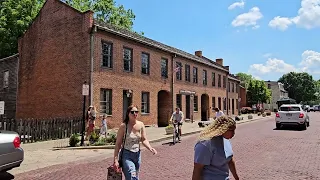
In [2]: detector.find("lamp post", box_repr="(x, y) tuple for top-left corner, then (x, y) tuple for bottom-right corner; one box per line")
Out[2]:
(80, 81), (89, 146)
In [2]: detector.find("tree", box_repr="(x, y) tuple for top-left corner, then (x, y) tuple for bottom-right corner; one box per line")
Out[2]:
(246, 79), (271, 107)
(0, 0), (136, 58)
(235, 72), (254, 89)
(278, 72), (316, 103)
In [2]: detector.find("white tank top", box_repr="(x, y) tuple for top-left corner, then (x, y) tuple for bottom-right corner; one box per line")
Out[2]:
(123, 127), (141, 152)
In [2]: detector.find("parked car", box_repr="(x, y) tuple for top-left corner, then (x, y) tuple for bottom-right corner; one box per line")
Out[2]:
(303, 105), (310, 112)
(0, 131), (24, 172)
(275, 104), (310, 130)
(312, 105), (320, 112)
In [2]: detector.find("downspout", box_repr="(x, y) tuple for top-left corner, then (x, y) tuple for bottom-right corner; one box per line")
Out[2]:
(226, 73), (229, 115)
(89, 25), (97, 106)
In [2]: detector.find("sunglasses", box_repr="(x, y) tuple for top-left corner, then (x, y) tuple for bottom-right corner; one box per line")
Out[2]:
(130, 111), (139, 114)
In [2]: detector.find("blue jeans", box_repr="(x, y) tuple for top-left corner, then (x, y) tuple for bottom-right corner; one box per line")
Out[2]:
(121, 149), (141, 180)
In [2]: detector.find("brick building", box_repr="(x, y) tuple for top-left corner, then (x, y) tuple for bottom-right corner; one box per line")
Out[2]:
(0, 54), (19, 119)
(15, 0), (240, 128)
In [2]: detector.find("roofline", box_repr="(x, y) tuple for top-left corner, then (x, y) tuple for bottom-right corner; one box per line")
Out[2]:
(228, 75), (240, 82)
(0, 53), (19, 62)
(94, 24), (229, 73)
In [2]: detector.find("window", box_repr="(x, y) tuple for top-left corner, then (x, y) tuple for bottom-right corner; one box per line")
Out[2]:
(141, 92), (150, 113)
(218, 74), (221, 87)
(203, 70), (207, 85)
(141, 53), (150, 74)
(193, 67), (198, 83)
(232, 99), (235, 114)
(280, 106), (301, 111)
(3, 71), (9, 88)
(212, 72), (215, 86)
(228, 82), (231, 92)
(218, 97), (221, 110)
(232, 83), (235, 93)
(176, 62), (182, 80)
(185, 64), (190, 82)
(123, 47), (133, 71)
(161, 58), (168, 78)
(223, 76), (226, 88)
(236, 99), (238, 109)
(176, 94), (182, 109)
(223, 98), (227, 110)
(236, 84), (238, 93)
(194, 96), (198, 111)
(212, 97), (216, 110)
(228, 98), (231, 109)
(102, 41), (113, 68)
(100, 89), (112, 115)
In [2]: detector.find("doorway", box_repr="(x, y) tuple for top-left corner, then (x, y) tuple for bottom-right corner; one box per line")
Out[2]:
(157, 90), (170, 127)
(201, 94), (209, 121)
(186, 95), (191, 119)
(123, 90), (133, 120)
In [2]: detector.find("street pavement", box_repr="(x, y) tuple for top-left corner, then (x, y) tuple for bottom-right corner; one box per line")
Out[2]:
(2, 112), (320, 179)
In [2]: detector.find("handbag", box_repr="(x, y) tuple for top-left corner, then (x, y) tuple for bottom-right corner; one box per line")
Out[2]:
(118, 122), (128, 167)
(107, 165), (122, 180)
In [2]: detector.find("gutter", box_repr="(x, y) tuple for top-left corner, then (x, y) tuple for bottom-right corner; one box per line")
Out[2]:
(89, 25), (97, 105)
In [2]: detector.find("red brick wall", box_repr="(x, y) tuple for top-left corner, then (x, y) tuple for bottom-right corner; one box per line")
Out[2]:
(239, 86), (247, 108)
(227, 79), (239, 115)
(16, 0), (93, 118)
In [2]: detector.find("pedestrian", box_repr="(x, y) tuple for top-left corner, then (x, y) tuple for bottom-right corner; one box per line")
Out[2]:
(113, 104), (157, 180)
(192, 115), (239, 180)
(214, 107), (224, 119)
(169, 107), (184, 141)
(86, 105), (97, 140)
(100, 114), (107, 138)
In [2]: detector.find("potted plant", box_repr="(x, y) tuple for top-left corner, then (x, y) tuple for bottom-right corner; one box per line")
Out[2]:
(165, 124), (174, 134)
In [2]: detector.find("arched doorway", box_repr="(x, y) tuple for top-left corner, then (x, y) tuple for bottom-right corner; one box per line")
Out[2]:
(201, 94), (209, 121)
(157, 90), (171, 127)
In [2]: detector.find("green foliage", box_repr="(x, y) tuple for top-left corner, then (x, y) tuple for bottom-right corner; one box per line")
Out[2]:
(0, 0), (136, 58)
(246, 79), (271, 106)
(89, 131), (100, 144)
(278, 72), (316, 103)
(69, 133), (80, 147)
(235, 72), (254, 89)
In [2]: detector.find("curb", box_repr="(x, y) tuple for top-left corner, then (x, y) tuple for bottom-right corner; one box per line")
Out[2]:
(52, 115), (273, 151)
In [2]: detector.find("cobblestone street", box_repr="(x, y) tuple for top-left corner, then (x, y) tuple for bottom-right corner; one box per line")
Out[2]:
(3, 112), (320, 180)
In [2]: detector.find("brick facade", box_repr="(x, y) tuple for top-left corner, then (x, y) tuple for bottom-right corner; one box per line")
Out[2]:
(15, 0), (241, 128)
(239, 85), (247, 108)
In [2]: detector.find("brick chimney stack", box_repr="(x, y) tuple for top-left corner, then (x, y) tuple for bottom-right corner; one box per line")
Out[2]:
(195, 51), (203, 57)
(216, 58), (223, 66)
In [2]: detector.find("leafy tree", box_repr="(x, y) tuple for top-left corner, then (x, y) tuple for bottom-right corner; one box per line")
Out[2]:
(0, 0), (136, 58)
(235, 72), (254, 89)
(278, 72), (316, 103)
(246, 79), (271, 106)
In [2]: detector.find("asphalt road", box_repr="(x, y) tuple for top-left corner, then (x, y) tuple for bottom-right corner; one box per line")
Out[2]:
(2, 112), (320, 180)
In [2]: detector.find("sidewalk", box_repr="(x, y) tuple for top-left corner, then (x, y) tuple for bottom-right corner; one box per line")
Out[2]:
(10, 113), (272, 175)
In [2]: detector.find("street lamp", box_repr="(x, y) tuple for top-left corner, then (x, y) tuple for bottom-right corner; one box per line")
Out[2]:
(80, 81), (89, 146)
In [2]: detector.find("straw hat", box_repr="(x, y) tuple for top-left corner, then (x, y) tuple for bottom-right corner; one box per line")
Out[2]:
(198, 115), (236, 141)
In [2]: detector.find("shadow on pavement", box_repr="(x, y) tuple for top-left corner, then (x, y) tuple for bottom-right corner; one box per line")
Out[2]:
(0, 172), (15, 180)
(162, 141), (181, 146)
(273, 126), (305, 131)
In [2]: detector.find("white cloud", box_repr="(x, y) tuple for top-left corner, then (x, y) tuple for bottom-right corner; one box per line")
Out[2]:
(249, 58), (297, 75)
(268, 0), (320, 30)
(249, 50), (320, 79)
(228, 0), (245, 10)
(231, 7), (263, 29)
(263, 53), (272, 58)
(268, 16), (293, 31)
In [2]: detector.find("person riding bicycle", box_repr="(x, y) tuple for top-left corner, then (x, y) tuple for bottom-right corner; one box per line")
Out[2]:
(170, 107), (184, 141)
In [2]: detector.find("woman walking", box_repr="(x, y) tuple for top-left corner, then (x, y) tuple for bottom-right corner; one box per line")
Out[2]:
(192, 115), (239, 180)
(113, 104), (157, 180)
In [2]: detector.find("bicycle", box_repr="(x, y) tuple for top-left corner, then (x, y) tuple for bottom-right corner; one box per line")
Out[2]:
(172, 121), (180, 144)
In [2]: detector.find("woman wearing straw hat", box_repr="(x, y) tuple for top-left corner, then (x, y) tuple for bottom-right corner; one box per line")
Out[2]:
(192, 115), (239, 180)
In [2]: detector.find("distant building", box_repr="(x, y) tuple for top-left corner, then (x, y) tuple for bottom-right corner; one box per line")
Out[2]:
(264, 81), (288, 111)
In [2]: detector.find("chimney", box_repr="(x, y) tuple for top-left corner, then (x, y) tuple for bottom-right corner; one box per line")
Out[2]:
(224, 66), (229, 71)
(195, 51), (202, 57)
(216, 58), (223, 66)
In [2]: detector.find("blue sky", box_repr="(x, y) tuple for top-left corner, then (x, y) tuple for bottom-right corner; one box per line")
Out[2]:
(116, 0), (320, 81)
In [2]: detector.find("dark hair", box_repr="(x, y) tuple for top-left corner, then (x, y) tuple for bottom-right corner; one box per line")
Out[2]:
(214, 108), (220, 112)
(124, 104), (138, 123)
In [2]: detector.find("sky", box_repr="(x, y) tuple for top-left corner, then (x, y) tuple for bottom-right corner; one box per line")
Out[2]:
(115, 0), (320, 81)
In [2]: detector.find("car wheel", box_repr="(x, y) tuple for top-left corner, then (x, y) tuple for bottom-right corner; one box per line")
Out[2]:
(307, 121), (310, 127)
(300, 122), (307, 130)
(276, 123), (281, 129)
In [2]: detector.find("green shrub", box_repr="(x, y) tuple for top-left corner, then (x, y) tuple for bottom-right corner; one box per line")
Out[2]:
(69, 133), (80, 147)
(89, 131), (100, 144)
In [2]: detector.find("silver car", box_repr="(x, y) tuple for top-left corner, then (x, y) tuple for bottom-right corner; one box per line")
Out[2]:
(0, 131), (24, 172)
(275, 104), (310, 130)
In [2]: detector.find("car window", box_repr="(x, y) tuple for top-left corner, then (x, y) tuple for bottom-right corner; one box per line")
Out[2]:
(280, 107), (301, 111)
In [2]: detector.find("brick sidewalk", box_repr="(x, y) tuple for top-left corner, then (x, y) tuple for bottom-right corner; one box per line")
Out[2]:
(10, 113), (270, 175)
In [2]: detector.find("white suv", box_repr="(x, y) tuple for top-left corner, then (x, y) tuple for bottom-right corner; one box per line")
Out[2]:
(275, 104), (310, 130)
